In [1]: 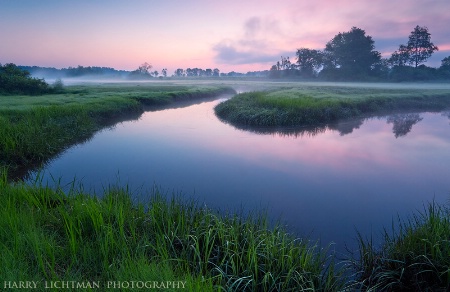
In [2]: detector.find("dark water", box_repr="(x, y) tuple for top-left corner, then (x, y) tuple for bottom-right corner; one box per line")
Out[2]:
(31, 95), (450, 253)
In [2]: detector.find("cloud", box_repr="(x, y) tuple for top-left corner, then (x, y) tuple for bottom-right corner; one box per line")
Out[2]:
(213, 16), (291, 66)
(213, 42), (288, 65)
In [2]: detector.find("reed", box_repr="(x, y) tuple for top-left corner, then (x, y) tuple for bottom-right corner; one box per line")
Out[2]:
(351, 201), (450, 291)
(0, 171), (346, 291)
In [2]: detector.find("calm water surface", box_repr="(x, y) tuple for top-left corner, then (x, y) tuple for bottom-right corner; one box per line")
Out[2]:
(32, 95), (450, 253)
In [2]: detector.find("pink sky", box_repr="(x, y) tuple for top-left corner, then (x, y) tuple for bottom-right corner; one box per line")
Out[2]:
(1, 0), (449, 73)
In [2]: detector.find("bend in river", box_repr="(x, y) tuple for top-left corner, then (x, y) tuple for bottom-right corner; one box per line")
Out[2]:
(30, 90), (450, 253)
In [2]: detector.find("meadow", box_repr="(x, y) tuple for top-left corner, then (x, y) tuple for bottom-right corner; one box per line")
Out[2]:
(1, 81), (450, 291)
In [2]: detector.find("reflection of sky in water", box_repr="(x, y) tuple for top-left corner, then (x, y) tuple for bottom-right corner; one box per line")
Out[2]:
(33, 99), (450, 253)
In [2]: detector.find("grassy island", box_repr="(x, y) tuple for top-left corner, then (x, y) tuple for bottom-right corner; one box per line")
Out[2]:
(215, 85), (450, 127)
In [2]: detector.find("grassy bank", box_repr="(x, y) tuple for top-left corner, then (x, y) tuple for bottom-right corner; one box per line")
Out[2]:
(353, 202), (450, 291)
(0, 172), (345, 291)
(215, 85), (450, 127)
(0, 83), (234, 178)
(2, 170), (448, 291)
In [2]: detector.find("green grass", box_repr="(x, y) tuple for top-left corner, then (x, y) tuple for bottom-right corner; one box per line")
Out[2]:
(215, 86), (450, 127)
(0, 83), (234, 178)
(0, 170), (345, 291)
(1, 169), (449, 291)
(352, 202), (450, 291)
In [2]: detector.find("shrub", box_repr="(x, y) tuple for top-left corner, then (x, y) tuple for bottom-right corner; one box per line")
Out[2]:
(0, 63), (50, 95)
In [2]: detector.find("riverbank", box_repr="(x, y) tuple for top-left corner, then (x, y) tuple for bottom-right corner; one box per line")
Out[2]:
(214, 85), (450, 127)
(1, 170), (449, 291)
(0, 171), (345, 291)
(0, 83), (234, 179)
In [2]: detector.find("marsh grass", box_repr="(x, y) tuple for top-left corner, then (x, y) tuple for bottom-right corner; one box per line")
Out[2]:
(0, 171), (345, 291)
(215, 86), (450, 127)
(352, 202), (450, 291)
(0, 83), (234, 178)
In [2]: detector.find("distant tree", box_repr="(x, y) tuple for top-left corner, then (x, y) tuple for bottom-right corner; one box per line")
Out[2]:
(441, 56), (450, 68)
(389, 44), (410, 67)
(174, 68), (184, 77)
(370, 58), (390, 79)
(269, 64), (280, 78)
(205, 68), (213, 77)
(161, 68), (167, 77)
(213, 68), (220, 77)
(438, 56), (450, 79)
(52, 78), (65, 93)
(138, 62), (152, 75)
(404, 25), (439, 68)
(323, 27), (381, 79)
(129, 62), (153, 79)
(280, 56), (292, 70)
(152, 70), (159, 77)
(296, 48), (323, 77)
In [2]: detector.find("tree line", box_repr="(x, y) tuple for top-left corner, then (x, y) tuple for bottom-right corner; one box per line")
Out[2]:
(270, 25), (450, 81)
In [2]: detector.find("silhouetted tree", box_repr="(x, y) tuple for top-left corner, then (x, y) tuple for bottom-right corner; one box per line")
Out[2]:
(389, 45), (410, 67)
(296, 48), (323, 77)
(441, 56), (450, 68)
(161, 68), (167, 77)
(213, 68), (220, 77)
(438, 56), (450, 79)
(174, 68), (184, 77)
(129, 62), (153, 78)
(205, 68), (213, 77)
(404, 25), (439, 68)
(322, 27), (381, 79)
(137, 62), (152, 74)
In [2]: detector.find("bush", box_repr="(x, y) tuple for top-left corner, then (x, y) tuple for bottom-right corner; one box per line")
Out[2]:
(0, 63), (50, 95)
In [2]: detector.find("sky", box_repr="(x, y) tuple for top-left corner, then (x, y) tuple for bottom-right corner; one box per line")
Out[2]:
(1, 0), (449, 74)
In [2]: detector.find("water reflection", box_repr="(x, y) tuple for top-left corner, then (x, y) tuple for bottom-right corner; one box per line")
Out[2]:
(387, 113), (423, 138)
(221, 111), (429, 139)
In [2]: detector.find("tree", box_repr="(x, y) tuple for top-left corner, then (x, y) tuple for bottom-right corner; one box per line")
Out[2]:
(205, 68), (213, 77)
(405, 25), (438, 68)
(213, 68), (220, 77)
(438, 56), (450, 79)
(137, 62), (152, 75)
(389, 44), (409, 67)
(296, 48), (323, 77)
(161, 68), (167, 77)
(323, 27), (381, 79)
(440, 56), (450, 68)
(0, 63), (50, 94)
(129, 62), (153, 79)
(174, 68), (184, 77)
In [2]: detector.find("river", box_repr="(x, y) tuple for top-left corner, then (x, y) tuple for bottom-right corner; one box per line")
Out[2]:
(30, 92), (450, 254)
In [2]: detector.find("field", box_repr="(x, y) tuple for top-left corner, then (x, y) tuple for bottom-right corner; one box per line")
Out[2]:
(1, 80), (450, 290)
